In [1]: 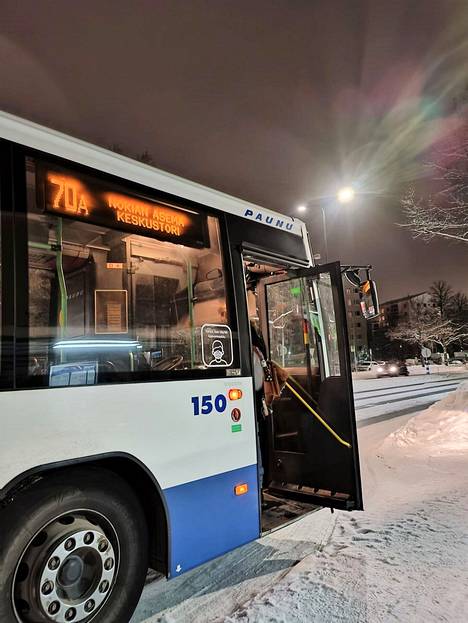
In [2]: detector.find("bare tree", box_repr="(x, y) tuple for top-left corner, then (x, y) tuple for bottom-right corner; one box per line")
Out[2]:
(450, 291), (468, 322)
(388, 312), (468, 361)
(401, 190), (468, 243)
(429, 280), (453, 317)
(108, 143), (124, 155)
(108, 144), (155, 166)
(430, 319), (468, 360)
(401, 130), (468, 243)
(136, 150), (154, 165)
(387, 314), (435, 351)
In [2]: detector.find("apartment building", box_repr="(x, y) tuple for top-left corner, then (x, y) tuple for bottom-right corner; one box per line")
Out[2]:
(368, 291), (437, 359)
(343, 281), (368, 360)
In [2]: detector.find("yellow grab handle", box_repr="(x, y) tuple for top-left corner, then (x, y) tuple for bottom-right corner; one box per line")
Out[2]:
(285, 381), (351, 449)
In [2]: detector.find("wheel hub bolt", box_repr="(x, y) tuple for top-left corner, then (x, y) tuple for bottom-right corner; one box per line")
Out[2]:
(65, 607), (76, 620)
(41, 580), (54, 595)
(104, 558), (114, 570)
(64, 537), (76, 551)
(84, 599), (95, 613)
(48, 557), (60, 571)
(98, 539), (108, 553)
(99, 580), (109, 593)
(48, 601), (60, 615)
(83, 532), (94, 545)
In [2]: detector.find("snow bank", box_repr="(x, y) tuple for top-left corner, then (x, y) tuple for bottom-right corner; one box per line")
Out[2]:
(390, 382), (468, 453)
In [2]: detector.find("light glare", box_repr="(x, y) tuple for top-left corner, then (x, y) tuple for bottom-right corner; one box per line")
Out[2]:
(337, 186), (355, 204)
(297, 204), (307, 212)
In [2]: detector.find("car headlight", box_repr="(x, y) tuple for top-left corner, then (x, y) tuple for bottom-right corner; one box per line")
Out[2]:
(377, 367), (384, 373)
(389, 365), (398, 372)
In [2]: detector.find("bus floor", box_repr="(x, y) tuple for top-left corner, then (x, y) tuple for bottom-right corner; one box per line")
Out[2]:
(261, 489), (319, 533)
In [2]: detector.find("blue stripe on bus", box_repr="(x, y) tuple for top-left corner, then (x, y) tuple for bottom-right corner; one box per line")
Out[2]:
(164, 464), (260, 576)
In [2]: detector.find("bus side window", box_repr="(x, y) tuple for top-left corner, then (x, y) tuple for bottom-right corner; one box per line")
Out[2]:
(22, 157), (236, 388)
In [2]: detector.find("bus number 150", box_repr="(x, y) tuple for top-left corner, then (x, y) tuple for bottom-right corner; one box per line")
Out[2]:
(191, 394), (227, 416)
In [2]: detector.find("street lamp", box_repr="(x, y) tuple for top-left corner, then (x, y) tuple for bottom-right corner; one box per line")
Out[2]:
(297, 185), (356, 263)
(337, 186), (355, 204)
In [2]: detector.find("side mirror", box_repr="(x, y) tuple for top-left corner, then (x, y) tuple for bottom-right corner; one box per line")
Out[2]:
(344, 269), (361, 288)
(359, 280), (379, 320)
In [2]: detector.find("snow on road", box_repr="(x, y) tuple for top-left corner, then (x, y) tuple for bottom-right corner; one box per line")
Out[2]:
(353, 369), (468, 427)
(226, 385), (468, 623)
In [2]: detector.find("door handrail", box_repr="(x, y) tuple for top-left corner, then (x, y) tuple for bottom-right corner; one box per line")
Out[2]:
(284, 381), (351, 449)
(287, 373), (320, 407)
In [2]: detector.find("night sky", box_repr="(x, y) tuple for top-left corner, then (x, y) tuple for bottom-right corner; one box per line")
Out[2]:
(1, 0), (467, 300)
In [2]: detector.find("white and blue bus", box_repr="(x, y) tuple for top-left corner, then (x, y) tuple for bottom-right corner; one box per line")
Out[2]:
(0, 112), (370, 623)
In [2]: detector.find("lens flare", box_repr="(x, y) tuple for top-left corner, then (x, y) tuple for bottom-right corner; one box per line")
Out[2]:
(337, 186), (355, 204)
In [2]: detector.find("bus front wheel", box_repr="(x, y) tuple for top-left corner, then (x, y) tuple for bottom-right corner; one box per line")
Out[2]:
(0, 468), (149, 623)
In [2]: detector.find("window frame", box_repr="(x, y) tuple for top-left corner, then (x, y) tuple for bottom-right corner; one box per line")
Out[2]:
(12, 143), (242, 389)
(0, 140), (15, 390)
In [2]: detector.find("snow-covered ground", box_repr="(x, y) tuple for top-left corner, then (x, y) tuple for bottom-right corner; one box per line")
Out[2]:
(390, 382), (468, 454)
(225, 385), (468, 623)
(354, 370), (468, 426)
(134, 379), (468, 623)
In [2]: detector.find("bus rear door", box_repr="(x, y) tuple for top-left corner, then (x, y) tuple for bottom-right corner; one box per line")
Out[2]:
(258, 261), (362, 511)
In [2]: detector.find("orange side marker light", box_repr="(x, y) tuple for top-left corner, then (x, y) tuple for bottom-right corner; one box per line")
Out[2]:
(228, 388), (243, 400)
(234, 483), (249, 496)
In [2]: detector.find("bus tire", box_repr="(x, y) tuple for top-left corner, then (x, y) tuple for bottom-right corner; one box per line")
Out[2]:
(0, 468), (149, 623)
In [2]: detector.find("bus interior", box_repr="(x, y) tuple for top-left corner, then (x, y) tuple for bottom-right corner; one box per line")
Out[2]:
(26, 158), (230, 384)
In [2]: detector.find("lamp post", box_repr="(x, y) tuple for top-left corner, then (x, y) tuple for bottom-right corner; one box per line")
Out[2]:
(297, 185), (356, 264)
(321, 204), (329, 263)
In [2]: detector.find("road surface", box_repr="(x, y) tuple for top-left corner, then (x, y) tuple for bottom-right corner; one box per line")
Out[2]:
(354, 369), (468, 426)
(132, 370), (468, 623)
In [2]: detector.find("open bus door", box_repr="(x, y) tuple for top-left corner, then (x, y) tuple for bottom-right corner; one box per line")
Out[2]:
(258, 261), (362, 511)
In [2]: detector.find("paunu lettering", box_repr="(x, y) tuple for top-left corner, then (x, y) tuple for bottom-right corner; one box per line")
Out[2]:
(244, 208), (293, 231)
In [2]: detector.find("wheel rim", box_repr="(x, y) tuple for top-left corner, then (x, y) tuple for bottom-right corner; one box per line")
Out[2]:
(12, 510), (120, 623)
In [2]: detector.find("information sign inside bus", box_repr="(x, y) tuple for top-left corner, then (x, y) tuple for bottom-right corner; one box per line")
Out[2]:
(37, 163), (208, 248)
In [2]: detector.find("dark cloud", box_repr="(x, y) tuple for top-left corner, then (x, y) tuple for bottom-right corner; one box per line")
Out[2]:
(1, 0), (467, 300)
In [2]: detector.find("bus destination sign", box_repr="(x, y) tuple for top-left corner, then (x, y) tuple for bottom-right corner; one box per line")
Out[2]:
(37, 163), (208, 248)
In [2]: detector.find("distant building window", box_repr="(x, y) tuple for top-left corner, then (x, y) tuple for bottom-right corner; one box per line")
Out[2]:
(356, 322), (361, 327)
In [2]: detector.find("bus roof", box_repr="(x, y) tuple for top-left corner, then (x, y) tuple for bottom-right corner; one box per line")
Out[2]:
(0, 110), (306, 238)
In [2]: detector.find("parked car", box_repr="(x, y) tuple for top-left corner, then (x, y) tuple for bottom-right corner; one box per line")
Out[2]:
(357, 360), (382, 371)
(376, 361), (409, 377)
(448, 359), (464, 366)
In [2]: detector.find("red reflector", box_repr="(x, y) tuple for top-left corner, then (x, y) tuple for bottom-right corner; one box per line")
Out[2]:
(228, 388), (243, 400)
(235, 483), (248, 496)
(231, 408), (241, 422)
